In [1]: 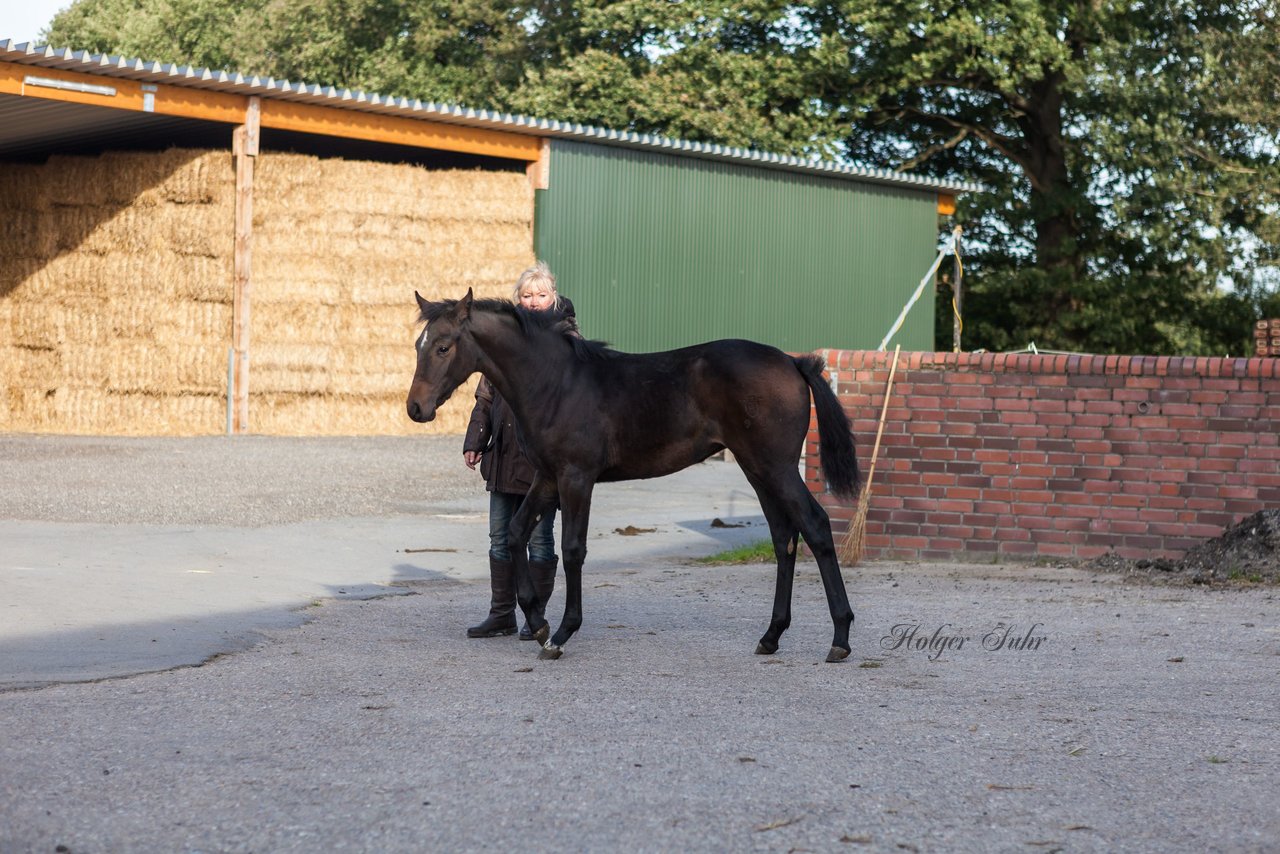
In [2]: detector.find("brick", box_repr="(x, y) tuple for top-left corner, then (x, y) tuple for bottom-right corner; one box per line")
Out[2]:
(1031, 414), (1073, 432)
(948, 485), (986, 499)
(973, 501), (1010, 516)
(1187, 389), (1228, 407)
(1017, 465), (1056, 479)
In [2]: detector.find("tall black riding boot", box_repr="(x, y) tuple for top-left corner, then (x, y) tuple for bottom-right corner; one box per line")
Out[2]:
(519, 558), (559, 641)
(466, 556), (517, 638)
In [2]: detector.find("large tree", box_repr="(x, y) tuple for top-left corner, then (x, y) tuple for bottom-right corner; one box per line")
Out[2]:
(45, 0), (1280, 355)
(817, 0), (1280, 354)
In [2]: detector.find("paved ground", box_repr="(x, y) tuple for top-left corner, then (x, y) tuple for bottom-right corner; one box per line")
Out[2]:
(0, 434), (766, 688)
(1, 435), (1278, 852)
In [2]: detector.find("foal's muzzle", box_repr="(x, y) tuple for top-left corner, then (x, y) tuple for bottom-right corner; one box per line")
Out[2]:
(407, 399), (434, 423)
(406, 382), (444, 422)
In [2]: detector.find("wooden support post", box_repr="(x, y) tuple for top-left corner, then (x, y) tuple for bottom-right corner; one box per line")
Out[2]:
(231, 96), (259, 434)
(526, 137), (550, 191)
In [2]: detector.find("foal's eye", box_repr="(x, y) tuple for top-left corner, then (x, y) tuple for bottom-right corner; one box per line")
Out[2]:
(436, 345), (450, 355)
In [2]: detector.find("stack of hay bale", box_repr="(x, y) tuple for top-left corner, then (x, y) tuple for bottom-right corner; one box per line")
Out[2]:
(0, 149), (233, 434)
(0, 148), (533, 435)
(250, 153), (533, 435)
(1255, 319), (1280, 358)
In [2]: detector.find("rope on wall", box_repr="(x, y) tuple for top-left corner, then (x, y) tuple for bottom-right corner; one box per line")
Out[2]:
(877, 225), (964, 352)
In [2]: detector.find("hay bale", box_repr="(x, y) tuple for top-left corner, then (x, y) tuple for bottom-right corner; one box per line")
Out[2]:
(248, 383), (475, 436)
(47, 388), (224, 435)
(333, 304), (419, 344)
(95, 149), (228, 207)
(420, 170), (534, 223)
(62, 295), (158, 340)
(0, 388), (58, 431)
(36, 252), (231, 302)
(171, 301), (232, 342)
(160, 203), (229, 257)
(53, 341), (221, 394)
(252, 343), (333, 394)
(42, 208), (174, 259)
(2, 345), (61, 388)
(7, 302), (66, 348)
(326, 343), (417, 396)
(0, 210), (57, 257)
(253, 302), (343, 343)
(168, 256), (234, 302)
(0, 164), (48, 210)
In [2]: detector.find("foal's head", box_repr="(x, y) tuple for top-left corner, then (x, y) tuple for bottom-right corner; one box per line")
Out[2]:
(406, 288), (590, 423)
(406, 288), (483, 423)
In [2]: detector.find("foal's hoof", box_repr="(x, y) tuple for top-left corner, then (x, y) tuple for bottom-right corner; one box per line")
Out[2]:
(530, 624), (550, 645)
(755, 640), (779, 656)
(538, 641), (563, 660)
(825, 645), (851, 663)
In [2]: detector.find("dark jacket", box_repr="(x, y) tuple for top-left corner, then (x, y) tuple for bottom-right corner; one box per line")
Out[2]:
(462, 299), (577, 495)
(463, 378), (539, 495)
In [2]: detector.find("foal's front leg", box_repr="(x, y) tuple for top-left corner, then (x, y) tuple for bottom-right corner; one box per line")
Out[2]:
(538, 474), (594, 660)
(508, 475), (559, 645)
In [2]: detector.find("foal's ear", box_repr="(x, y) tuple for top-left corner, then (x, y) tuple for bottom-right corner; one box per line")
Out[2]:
(457, 287), (474, 320)
(419, 291), (440, 322)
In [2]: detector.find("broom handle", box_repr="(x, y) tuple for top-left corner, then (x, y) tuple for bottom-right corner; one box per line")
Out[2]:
(863, 345), (900, 491)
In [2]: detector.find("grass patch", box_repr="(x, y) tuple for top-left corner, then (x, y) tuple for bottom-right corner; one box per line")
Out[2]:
(696, 539), (777, 565)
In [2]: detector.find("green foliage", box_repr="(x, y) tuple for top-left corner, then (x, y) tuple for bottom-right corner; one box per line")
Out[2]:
(832, 0), (1280, 355)
(44, 0), (1280, 356)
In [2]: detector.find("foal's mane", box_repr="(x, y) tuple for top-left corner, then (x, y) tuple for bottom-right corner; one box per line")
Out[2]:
(419, 296), (616, 362)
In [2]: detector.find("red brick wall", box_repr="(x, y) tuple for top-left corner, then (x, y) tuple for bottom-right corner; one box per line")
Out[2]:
(807, 350), (1280, 562)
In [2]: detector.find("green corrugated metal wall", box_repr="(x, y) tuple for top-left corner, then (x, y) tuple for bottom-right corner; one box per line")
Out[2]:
(534, 139), (942, 354)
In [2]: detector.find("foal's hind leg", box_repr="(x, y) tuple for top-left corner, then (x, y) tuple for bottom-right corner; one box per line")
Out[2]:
(743, 466), (854, 662)
(791, 483), (855, 662)
(745, 480), (801, 656)
(538, 474), (594, 660)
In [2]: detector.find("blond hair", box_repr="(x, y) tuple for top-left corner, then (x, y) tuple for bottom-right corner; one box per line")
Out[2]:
(512, 260), (560, 310)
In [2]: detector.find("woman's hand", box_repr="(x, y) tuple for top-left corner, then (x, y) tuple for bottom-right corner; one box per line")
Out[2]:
(463, 450), (481, 469)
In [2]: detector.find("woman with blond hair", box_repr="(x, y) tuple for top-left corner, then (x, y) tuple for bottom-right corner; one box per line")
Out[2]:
(461, 261), (577, 639)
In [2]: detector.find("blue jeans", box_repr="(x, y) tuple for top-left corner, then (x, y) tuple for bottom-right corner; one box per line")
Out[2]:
(488, 491), (557, 563)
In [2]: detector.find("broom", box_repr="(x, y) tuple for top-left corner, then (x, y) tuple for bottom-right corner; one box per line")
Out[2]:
(839, 345), (900, 565)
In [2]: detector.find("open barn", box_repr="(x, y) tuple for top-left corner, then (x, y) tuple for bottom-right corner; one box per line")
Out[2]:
(0, 41), (975, 436)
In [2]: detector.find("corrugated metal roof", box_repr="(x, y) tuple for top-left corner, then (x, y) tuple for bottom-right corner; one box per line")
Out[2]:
(0, 39), (982, 194)
(0, 92), (230, 159)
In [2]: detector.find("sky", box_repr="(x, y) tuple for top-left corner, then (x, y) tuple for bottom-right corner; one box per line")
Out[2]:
(3, 2), (74, 45)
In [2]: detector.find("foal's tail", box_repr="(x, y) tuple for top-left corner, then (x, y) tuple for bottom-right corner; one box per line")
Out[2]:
(795, 354), (860, 500)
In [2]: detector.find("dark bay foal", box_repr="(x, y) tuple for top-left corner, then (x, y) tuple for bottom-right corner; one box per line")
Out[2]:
(407, 289), (860, 662)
